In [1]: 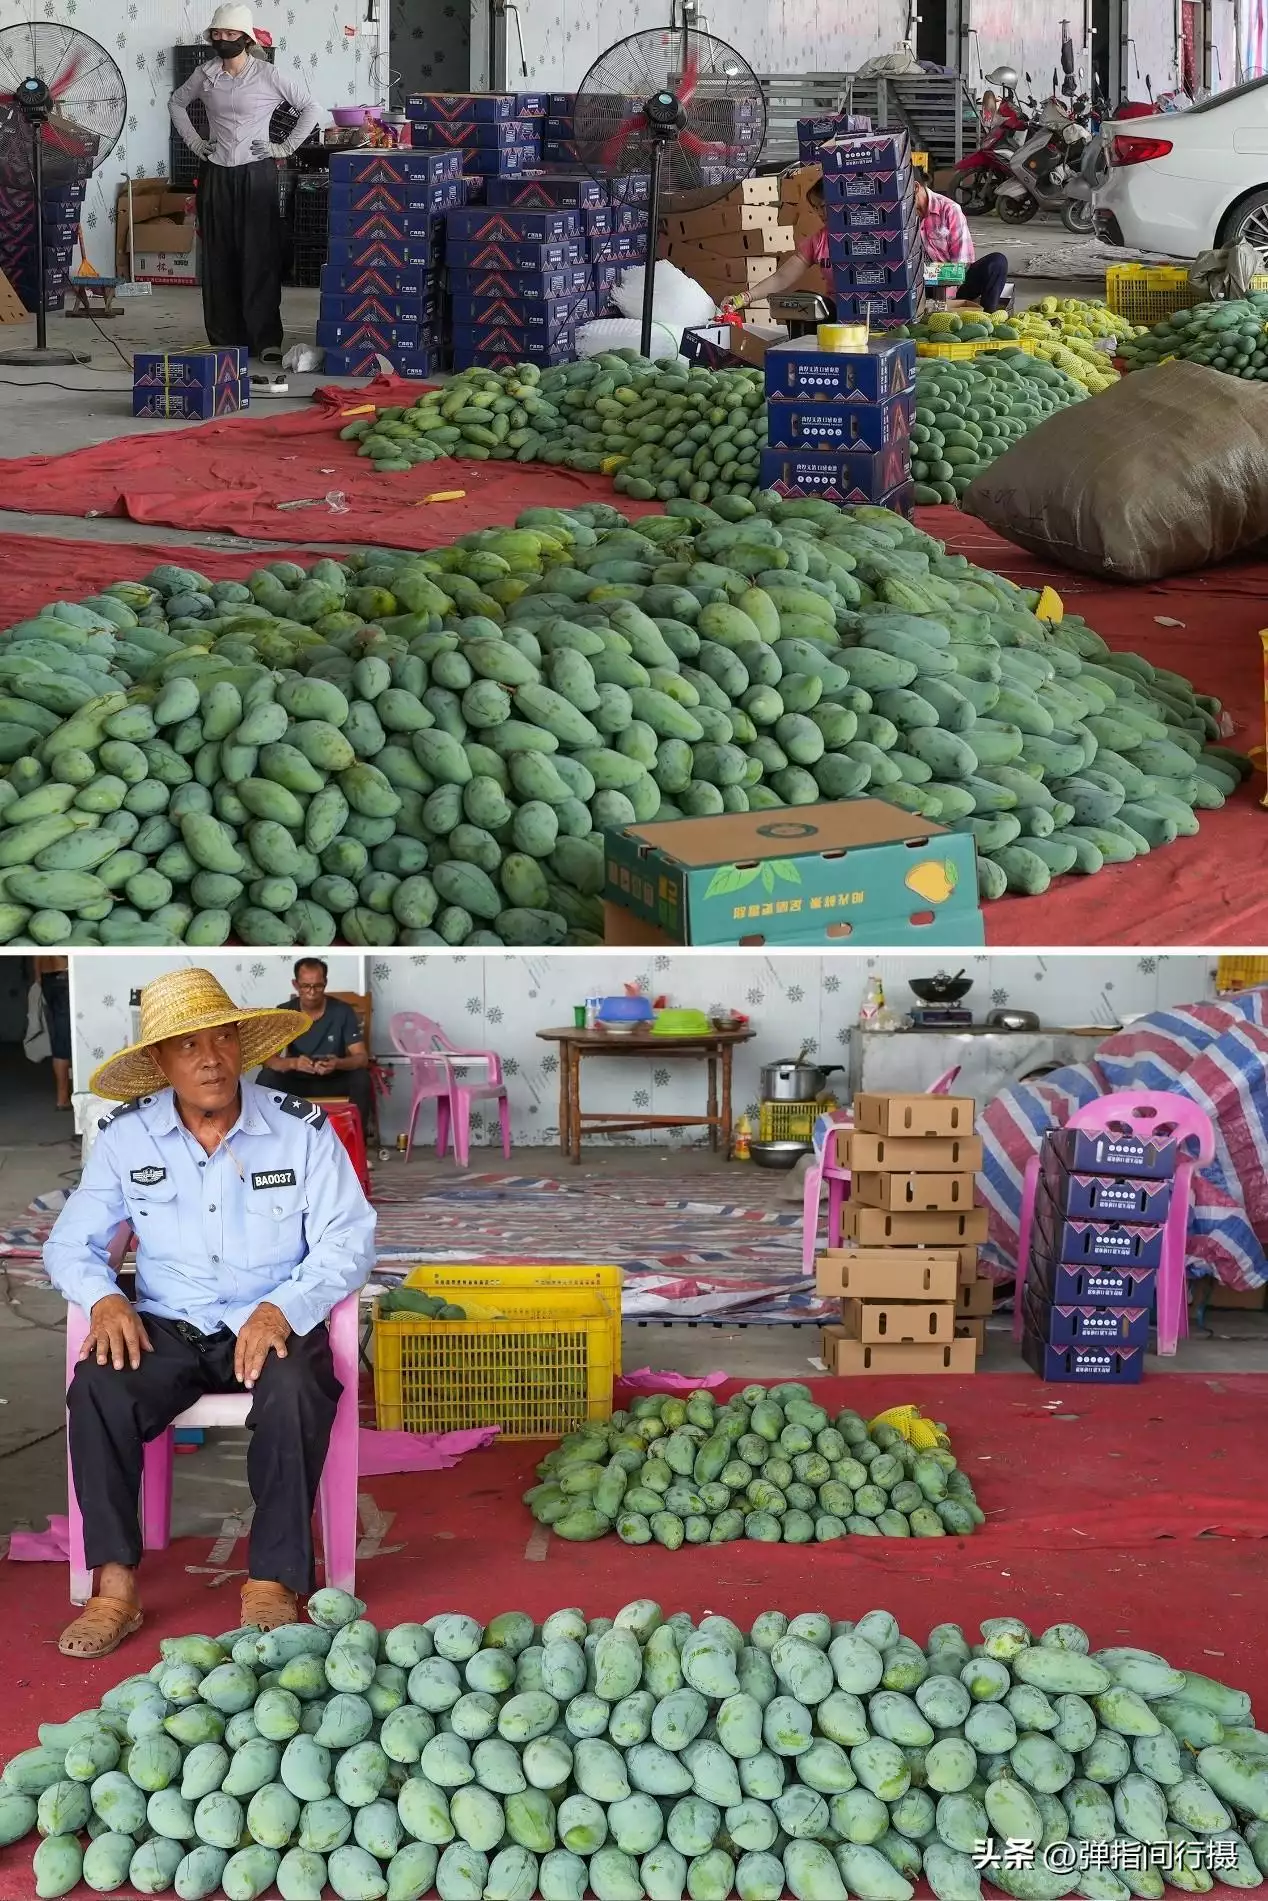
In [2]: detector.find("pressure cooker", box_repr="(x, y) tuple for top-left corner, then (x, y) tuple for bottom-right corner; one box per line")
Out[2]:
(760, 1047), (842, 1102)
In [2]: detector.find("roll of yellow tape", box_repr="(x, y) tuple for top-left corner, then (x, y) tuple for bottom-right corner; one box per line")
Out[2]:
(817, 322), (868, 351)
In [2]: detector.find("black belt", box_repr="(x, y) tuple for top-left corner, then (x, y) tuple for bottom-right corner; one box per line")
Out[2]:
(171, 1319), (233, 1350)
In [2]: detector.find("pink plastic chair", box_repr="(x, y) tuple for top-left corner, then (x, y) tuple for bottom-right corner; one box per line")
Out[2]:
(65, 1230), (362, 1605)
(1012, 1090), (1215, 1357)
(390, 1011), (511, 1168)
(801, 1066), (963, 1273)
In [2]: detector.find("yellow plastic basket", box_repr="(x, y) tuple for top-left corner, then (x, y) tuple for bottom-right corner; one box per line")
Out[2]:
(758, 1100), (817, 1143)
(373, 1263), (622, 1439)
(915, 336), (1037, 359)
(1216, 955), (1268, 994)
(1105, 265), (1201, 324)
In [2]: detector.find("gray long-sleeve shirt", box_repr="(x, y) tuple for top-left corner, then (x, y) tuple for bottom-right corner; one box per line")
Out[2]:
(170, 55), (320, 166)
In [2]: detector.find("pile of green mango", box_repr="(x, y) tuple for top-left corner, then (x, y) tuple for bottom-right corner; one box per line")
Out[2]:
(376, 1288), (467, 1322)
(0, 490), (1248, 946)
(527, 1384), (983, 1547)
(4, 1592), (1268, 1901)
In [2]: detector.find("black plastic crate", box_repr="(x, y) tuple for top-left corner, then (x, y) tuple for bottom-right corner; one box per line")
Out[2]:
(289, 241), (327, 287)
(169, 134), (201, 188)
(293, 176), (329, 242)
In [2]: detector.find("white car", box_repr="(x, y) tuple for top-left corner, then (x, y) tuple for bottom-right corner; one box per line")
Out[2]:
(1094, 79), (1268, 258)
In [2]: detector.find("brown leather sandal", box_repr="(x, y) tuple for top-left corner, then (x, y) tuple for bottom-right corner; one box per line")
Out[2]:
(240, 1580), (298, 1631)
(59, 1595), (143, 1659)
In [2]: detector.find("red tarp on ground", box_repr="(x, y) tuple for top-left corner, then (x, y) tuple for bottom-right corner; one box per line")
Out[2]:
(1, 1371), (1265, 1900)
(0, 384), (1264, 945)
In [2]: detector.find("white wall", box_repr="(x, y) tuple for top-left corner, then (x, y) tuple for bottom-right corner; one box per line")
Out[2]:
(2, 0), (389, 276)
(71, 950), (366, 1083)
(366, 952), (1215, 1147)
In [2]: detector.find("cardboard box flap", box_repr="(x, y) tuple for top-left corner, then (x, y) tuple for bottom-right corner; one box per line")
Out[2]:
(623, 799), (947, 868)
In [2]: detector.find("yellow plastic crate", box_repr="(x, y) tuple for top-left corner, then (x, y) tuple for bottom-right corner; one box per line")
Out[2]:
(1106, 265), (1201, 325)
(1216, 955), (1268, 994)
(758, 1100), (817, 1143)
(915, 336), (1036, 359)
(373, 1262), (621, 1439)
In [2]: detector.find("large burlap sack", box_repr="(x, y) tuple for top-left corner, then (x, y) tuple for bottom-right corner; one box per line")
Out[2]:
(962, 360), (1268, 582)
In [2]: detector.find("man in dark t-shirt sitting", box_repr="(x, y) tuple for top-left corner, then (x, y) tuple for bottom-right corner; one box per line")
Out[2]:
(256, 958), (374, 1140)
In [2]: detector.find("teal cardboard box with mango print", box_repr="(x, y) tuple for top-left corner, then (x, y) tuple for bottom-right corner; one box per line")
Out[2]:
(604, 800), (983, 946)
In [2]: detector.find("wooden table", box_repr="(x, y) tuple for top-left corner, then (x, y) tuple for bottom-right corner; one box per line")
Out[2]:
(537, 1025), (756, 1164)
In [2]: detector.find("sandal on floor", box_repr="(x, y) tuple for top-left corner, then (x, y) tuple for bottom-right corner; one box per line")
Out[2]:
(59, 1596), (143, 1659)
(240, 1580), (298, 1630)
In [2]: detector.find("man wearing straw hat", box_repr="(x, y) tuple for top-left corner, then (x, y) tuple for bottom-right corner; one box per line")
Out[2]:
(45, 967), (376, 1661)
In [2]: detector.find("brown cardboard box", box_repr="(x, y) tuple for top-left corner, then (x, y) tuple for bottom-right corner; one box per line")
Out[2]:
(666, 204), (793, 241)
(853, 1171), (978, 1213)
(816, 1248), (958, 1303)
(678, 254), (785, 287)
(0, 270), (25, 324)
(116, 180), (198, 276)
(679, 227), (796, 259)
(842, 1298), (955, 1346)
(821, 1329), (976, 1376)
(844, 1204), (989, 1247)
(853, 1093), (977, 1139)
(846, 1133), (984, 1174)
(1208, 1285), (1267, 1310)
(957, 1277), (995, 1317)
(956, 1318), (986, 1354)
(957, 1245), (980, 1286)
(679, 324), (789, 372)
(733, 176), (782, 204)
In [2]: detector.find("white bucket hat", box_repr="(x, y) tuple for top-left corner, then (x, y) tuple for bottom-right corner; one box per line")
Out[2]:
(205, 4), (259, 41)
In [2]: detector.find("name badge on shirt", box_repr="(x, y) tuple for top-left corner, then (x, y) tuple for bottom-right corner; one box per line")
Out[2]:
(252, 1168), (298, 1190)
(130, 1166), (166, 1186)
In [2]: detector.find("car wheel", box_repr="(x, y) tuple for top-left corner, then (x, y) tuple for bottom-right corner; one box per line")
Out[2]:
(1220, 188), (1268, 250)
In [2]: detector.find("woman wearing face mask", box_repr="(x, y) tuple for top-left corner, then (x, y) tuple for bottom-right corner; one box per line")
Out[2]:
(169, 6), (319, 363)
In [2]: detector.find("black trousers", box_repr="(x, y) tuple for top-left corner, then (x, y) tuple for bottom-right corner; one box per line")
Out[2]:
(257, 1067), (375, 1143)
(956, 252), (1009, 313)
(196, 159), (283, 356)
(67, 1314), (341, 1593)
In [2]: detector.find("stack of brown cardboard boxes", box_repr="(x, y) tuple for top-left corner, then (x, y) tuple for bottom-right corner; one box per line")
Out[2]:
(818, 1092), (994, 1374)
(663, 177), (801, 322)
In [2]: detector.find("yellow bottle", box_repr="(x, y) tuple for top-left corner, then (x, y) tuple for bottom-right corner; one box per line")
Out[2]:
(734, 1115), (752, 1161)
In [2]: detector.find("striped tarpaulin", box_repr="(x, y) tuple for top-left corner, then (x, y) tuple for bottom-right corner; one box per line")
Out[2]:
(979, 991), (1268, 1291)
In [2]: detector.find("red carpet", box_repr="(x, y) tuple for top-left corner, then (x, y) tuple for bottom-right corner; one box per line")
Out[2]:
(0, 389), (1263, 943)
(0, 1372), (1264, 1901)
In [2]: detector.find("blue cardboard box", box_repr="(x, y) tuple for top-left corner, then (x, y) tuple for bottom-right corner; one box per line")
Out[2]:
(545, 116), (576, 138)
(1040, 1148), (1174, 1226)
(1033, 1176), (1167, 1271)
(822, 164), (913, 206)
(445, 207), (581, 242)
(320, 290), (435, 326)
(320, 262), (436, 297)
(413, 118), (536, 149)
(549, 93), (576, 114)
(485, 174), (606, 209)
(327, 237), (433, 273)
(1023, 1287), (1152, 1350)
(329, 149), (463, 184)
(766, 392), (913, 452)
(831, 287), (926, 325)
(315, 319), (422, 350)
(447, 236), (585, 270)
(1045, 1125), (1179, 1181)
(329, 180), (460, 217)
(132, 381), (244, 420)
(516, 92), (549, 117)
(593, 261), (622, 299)
(817, 130), (911, 174)
(833, 247), (923, 294)
(764, 336), (916, 404)
(322, 345), (436, 378)
(462, 144), (542, 176)
(328, 208), (440, 245)
(609, 173), (651, 204)
(133, 347), (247, 390)
(542, 138), (582, 164)
(826, 221), (921, 265)
(448, 263), (592, 300)
(451, 320), (578, 357)
(827, 194), (917, 234)
(759, 445), (913, 504)
(582, 207), (612, 236)
(451, 335), (575, 370)
(406, 92), (517, 121)
(603, 799), (983, 948)
(1021, 1330), (1144, 1384)
(1027, 1248), (1160, 1310)
(449, 291), (594, 333)
(588, 232), (648, 265)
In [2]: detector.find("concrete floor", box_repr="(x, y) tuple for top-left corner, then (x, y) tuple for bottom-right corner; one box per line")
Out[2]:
(1, 1135), (1264, 1551)
(0, 216), (1098, 557)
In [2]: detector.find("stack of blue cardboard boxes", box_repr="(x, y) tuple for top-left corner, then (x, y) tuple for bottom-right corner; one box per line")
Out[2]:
(406, 91), (548, 191)
(1021, 1123), (1180, 1385)
(797, 112), (873, 163)
(819, 130), (924, 332)
(317, 149), (467, 379)
(759, 336), (915, 510)
(0, 168), (88, 318)
(132, 347), (249, 421)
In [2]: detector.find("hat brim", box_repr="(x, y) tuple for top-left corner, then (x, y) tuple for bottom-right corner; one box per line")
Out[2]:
(203, 25), (259, 41)
(89, 1006), (312, 1102)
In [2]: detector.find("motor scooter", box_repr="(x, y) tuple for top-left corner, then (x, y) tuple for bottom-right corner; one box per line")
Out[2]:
(948, 92), (1026, 214)
(995, 91), (1094, 224)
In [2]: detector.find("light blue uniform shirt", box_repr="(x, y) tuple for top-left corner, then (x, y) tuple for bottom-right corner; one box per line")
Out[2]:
(44, 1082), (376, 1338)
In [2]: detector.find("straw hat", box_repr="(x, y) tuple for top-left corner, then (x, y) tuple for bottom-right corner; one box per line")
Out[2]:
(204, 5), (260, 42)
(90, 968), (310, 1102)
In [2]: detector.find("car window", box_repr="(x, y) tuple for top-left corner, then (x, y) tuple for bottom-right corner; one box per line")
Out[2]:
(1187, 75), (1268, 112)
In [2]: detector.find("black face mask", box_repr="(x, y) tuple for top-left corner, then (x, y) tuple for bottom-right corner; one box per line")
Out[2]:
(212, 33), (250, 57)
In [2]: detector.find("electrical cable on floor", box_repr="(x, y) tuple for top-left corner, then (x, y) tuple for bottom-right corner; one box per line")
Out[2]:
(0, 1426), (64, 1462)
(0, 376), (131, 390)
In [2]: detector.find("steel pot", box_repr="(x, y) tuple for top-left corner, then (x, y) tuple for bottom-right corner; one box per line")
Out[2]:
(761, 1059), (834, 1102)
(986, 1007), (1041, 1031)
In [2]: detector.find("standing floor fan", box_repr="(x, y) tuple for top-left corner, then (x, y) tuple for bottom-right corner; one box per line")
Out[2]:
(571, 27), (767, 358)
(0, 22), (126, 366)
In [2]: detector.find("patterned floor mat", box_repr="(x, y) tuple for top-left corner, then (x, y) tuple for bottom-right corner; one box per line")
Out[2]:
(1, 1173), (830, 1322)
